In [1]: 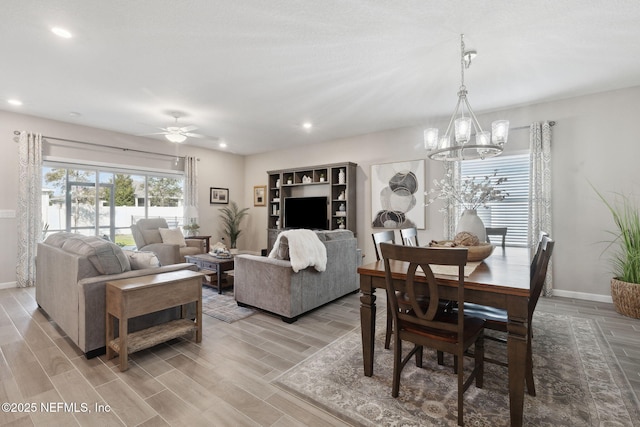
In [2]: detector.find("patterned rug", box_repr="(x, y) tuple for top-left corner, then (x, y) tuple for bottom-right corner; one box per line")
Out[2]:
(201, 286), (255, 323)
(274, 313), (640, 426)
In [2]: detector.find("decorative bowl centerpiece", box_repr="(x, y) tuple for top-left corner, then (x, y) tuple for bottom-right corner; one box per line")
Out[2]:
(429, 231), (494, 262)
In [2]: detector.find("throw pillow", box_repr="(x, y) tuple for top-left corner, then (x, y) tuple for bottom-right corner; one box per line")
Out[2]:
(123, 250), (161, 269)
(159, 227), (187, 247)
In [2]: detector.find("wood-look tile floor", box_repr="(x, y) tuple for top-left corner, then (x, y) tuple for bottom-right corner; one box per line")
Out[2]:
(0, 286), (638, 426)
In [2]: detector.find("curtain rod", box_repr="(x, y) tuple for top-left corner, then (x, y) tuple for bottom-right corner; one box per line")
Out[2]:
(510, 121), (556, 132)
(13, 130), (187, 161)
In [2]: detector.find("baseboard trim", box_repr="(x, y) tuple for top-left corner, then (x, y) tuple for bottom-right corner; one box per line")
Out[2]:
(0, 281), (16, 290)
(552, 289), (613, 304)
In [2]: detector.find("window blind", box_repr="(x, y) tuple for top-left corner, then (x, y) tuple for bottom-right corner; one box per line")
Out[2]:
(460, 154), (530, 247)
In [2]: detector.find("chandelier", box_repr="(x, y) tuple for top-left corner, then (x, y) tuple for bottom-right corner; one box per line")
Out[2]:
(424, 34), (509, 161)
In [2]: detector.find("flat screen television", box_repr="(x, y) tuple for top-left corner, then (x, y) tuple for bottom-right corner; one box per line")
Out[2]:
(284, 196), (328, 230)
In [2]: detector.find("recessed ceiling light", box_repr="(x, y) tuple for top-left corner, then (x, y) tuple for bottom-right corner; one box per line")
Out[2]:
(51, 27), (72, 39)
(219, 141), (227, 149)
(69, 111), (82, 117)
(7, 99), (23, 106)
(302, 122), (313, 130)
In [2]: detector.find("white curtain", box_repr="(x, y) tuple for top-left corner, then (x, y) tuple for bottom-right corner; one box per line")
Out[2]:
(183, 156), (198, 218)
(16, 132), (43, 288)
(443, 161), (460, 239)
(529, 121), (553, 295)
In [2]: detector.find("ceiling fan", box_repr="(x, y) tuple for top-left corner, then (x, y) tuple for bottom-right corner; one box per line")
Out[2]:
(150, 112), (205, 143)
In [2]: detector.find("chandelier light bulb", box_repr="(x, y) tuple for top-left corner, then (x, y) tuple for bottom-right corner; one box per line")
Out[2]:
(454, 117), (472, 143)
(424, 128), (439, 150)
(491, 120), (509, 145)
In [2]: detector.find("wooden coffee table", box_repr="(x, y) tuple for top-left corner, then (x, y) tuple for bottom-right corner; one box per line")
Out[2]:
(185, 253), (234, 294)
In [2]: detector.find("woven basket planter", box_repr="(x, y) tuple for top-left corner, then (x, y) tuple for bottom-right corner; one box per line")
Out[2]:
(611, 278), (640, 319)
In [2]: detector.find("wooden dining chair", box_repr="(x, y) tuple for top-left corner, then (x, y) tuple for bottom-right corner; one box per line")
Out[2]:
(400, 227), (419, 246)
(463, 234), (554, 397)
(380, 243), (484, 426)
(372, 230), (396, 261)
(372, 230), (396, 349)
(485, 227), (507, 248)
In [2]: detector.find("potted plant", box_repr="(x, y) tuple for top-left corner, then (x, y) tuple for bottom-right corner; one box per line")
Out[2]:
(219, 200), (249, 252)
(183, 222), (200, 237)
(596, 189), (640, 318)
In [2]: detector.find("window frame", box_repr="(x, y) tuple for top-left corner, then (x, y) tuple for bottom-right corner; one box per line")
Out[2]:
(460, 153), (530, 247)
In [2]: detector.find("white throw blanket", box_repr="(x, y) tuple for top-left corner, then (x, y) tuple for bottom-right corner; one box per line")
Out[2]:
(269, 229), (327, 273)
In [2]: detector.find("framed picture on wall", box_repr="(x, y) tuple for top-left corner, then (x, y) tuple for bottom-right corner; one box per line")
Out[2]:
(371, 159), (425, 229)
(210, 187), (229, 204)
(254, 185), (266, 206)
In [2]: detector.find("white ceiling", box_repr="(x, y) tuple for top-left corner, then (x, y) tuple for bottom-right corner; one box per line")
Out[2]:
(3, 1), (640, 155)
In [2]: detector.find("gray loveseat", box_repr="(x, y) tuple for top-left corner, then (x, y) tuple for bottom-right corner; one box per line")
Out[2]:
(36, 232), (198, 357)
(234, 229), (360, 322)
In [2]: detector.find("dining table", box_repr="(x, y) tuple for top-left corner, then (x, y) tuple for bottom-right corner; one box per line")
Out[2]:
(357, 246), (531, 427)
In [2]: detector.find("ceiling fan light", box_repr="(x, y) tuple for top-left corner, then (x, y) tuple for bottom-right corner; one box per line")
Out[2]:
(166, 133), (187, 143)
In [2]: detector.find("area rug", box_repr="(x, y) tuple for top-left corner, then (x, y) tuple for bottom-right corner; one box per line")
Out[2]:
(201, 287), (255, 323)
(274, 313), (640, 426)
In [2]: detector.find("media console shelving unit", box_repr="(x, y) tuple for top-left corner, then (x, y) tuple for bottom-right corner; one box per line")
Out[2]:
(267, 162), (357, 250)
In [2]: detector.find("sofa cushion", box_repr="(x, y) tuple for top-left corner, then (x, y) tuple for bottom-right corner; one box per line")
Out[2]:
(123, 250), (161, 269)
(274, 235), (290, 260)
(141, 229), (163, 245)
(61, 236), (131, 274)
(44, 232), (78, 248)
(159, 228), (187, 247)
(319, 230), (354, 241)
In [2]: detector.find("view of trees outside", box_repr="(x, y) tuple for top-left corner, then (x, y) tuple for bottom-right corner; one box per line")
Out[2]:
(42, 166), (185, 247)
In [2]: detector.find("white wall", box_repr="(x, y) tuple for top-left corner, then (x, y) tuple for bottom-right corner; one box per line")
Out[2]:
(243, 86), (640, 301)
(0, 110), (245, 286)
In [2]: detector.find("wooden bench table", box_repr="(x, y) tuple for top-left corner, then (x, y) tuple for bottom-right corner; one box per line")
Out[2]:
(105, 270), (203, 371)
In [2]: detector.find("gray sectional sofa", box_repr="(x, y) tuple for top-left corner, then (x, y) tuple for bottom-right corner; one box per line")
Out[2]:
(36, 232), (197, 357)
(234, 229), (361, 322)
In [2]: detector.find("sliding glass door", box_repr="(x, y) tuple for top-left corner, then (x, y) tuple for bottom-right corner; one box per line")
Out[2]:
(42, 164), (184, 248)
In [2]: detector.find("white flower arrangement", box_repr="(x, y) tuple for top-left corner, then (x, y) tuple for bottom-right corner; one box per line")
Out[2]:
(426, 170), (509, 211)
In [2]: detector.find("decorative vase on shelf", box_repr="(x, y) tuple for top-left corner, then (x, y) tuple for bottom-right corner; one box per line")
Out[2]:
(455, 209), (487, 242)
(338, 169), (345, 184)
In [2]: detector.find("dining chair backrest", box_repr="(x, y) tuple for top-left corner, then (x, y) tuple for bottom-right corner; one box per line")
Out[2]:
(380, 243), (468, 333)
(529, 235), (554, 317)
(400, 227), (419, 247)
(372, 230), (396, 261)
(485, 227), (507, 248)
(530, 231), (549, 280)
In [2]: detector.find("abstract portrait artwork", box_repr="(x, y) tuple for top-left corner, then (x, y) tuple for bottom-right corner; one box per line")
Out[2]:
(371, 159), (425, 229)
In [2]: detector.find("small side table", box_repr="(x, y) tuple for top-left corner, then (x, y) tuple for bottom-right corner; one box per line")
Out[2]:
(105, 270), (203, 371)
(187, 235), (212, 252)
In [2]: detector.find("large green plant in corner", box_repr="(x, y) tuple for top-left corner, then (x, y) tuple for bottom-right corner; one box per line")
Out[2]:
(219, 201), (249, 249)
(595, 187), (640, 318)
